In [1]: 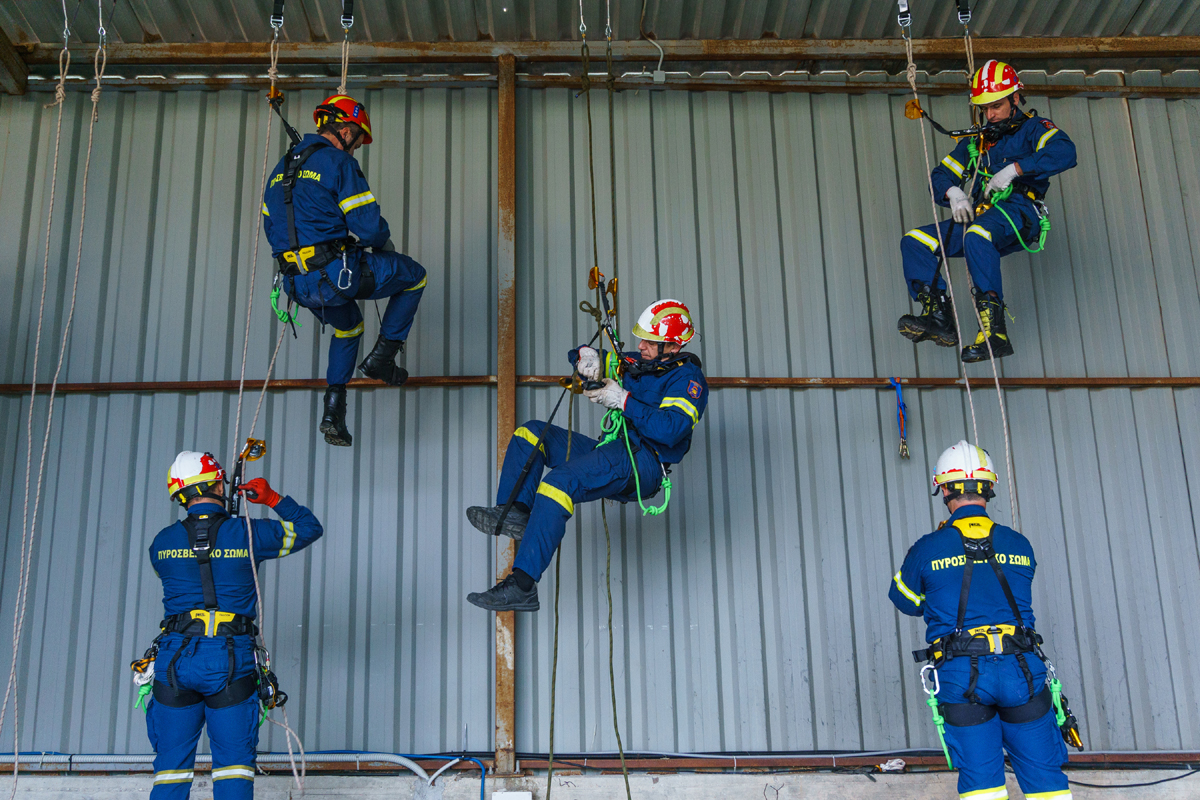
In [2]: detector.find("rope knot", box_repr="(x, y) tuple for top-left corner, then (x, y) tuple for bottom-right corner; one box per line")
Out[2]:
(44, 83), (66, 109)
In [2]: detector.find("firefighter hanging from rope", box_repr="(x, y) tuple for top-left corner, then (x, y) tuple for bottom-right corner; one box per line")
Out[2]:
(261, 94), (428, 447)
(898, 60), (1077, 362)
(465, 289), (708, 612)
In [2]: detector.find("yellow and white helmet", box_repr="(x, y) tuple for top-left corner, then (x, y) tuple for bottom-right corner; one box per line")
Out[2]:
(167, 451), (226, 506)
(931, 440), (998, 500)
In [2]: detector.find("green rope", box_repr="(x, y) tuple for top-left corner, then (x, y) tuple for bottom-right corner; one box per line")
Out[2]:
(271, 284), (300, 326)
(963, 138), (1050, 254)
(596, 352), (671, 515)
(927, 694), (953, 769)
(1050, 676), (1067, 728)
(135, 682), (152, 713)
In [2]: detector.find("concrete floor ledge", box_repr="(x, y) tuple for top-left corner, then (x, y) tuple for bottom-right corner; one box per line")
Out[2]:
(1, 770), (1196, 799)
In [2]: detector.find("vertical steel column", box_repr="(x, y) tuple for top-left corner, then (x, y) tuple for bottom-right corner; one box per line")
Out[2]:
(494, 52), (518, 776)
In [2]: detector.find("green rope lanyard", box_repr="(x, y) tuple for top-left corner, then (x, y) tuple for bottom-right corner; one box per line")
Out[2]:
(965, 139), (1050, 254)
(271, 283), (300, 326)
(596, 352), (672, 516)
(927, 693), (953, 769)
(1050, 676), (1068, 727)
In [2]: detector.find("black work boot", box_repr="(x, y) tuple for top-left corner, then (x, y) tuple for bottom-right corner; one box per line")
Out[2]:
(467, 573), (540, 612)
(961, 292), (1015, 363)
(319, 386), (353, 447)
(898, 285), (958, 347)
(467, 505), (530, 541)
(358, 336), (409, 386)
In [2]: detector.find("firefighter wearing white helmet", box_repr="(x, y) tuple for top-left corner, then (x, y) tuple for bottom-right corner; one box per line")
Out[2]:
(465, 299), (708, 612)
(141, 451), (325, 799)
(890, 440), (1078, 800)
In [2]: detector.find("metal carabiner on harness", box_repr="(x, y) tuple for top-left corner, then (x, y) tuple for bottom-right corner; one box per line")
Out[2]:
(337, 250), (353, 292)
(920, 663), (954, 768)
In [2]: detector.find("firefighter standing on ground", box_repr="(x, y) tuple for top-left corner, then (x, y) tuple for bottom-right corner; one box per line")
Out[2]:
(143, 451), (323, 798)
(262, 95), (428, 447)
(898, 60), (1077, 363)
(890, 442), (1072, 800)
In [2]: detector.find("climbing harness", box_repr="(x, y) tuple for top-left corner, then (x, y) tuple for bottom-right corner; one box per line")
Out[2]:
(897, 1), (1021, 532)
(889, 378), (910, 459)
(3, 7), (106, 793)
(911, 518), (1084, 759)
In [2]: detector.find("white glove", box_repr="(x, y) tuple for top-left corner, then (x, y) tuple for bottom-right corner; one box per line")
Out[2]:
(945, 185), (975, 224)
(985, 163), (1020, 198)
(576, 346), (601, 380)
(583, 378), (628, 411)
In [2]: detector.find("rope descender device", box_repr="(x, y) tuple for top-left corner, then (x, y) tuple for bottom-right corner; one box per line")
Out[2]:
(889, 378), (910, 459)
(229, 437), (267, 518)
(920, 663), (954, 769)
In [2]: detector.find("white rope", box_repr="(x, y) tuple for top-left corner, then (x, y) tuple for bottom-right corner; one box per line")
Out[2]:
(2, 16), (103, 797)
(337, 2), (353, 96)
(901, 27), (1022, 530)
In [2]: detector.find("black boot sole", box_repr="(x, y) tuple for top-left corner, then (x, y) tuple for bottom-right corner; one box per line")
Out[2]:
(898, 318), (958, 348)
(358, 363), (410, 387)
(466, 506), (528, 540)
(466, 591), (540, 612)
(961, 340), (1015, 363)
(319, 420), (353, 447)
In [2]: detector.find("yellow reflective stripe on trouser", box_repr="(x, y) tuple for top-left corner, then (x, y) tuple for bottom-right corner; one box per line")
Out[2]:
(967, 224), (993, 242)
(513, 426), (546, 454)
(1036, 128), (1059, 151)
(334, 322), (364, 338)
(537, 482), (574, 515)
(405, 275), (427, 291)
(941, 154), (965, 178)
(261, 202), (269, 216)
(212, 765), (256, 781)
(660, 396), (699, 425)
(905, 228), (940, 252)
(1025, 792), (1071, 799)
(961, 787), (1009, 800)
(338, 191), (376, 213)
(278, 521), (297, 556)
(893, 572), (922, 606)
(153, 770), (195, 784)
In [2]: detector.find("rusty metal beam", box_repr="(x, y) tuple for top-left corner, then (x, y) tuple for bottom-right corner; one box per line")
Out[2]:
(0, 25), (29, 95)
(3, 375), (1197, 396)
(493, 52), (519, 778)
(18, 36), (1200, 66)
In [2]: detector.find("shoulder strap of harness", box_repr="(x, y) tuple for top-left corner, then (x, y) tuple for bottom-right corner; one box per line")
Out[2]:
(282, 142), (326, 253)
(181, 513), (225, 611)
(952, 517), (1027, 631)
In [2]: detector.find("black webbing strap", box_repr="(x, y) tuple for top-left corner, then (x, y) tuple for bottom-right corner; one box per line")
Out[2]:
(282, 142), (325, 252)
(271, 0), (286, 29)
(181, 514), (224, 612)
(955, 556), (974, 633)
(341, 0), (354, 28)
(987, 556), (1027, 629)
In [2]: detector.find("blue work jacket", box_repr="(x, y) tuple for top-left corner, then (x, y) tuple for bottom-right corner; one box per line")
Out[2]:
(889, 505), (1038, 642)
(150, 499), (323, 619)
(571, 347), (709, 465)
(931, 112), (1077, 217)
(261, 133), (390, 256)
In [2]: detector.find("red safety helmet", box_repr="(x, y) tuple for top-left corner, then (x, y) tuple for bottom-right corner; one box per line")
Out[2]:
(314, 95), (373, 145)
(970, 60), (1022, 106)
(167, 451), (227, 505)
(632, 299), (697, 345)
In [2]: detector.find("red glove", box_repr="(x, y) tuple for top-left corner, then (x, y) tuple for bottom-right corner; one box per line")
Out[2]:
(240, 478), (282, 508)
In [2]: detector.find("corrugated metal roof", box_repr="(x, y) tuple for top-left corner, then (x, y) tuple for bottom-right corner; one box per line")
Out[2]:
(2, 77), (1200, 758)
(2, 0), (1200, 46)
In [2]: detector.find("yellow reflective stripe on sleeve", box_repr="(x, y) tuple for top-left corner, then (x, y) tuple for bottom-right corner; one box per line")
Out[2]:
(966, 224), (993, 241)
(1036, 128), (1059, 151)
(941, 155), (965, 178)
(339, 191), (376, 213)
(261, 203), (270, 216)
(905, 229), (940, 252)
(961, 787), (1009, 800)
(514, 426), (546, 454)
(537, 482), (574, 515)
(660, 397), (699, 425)
(893, 572), (923, 606)
(404, 275), (428, 292)
(1025, 792), (1071, 800)
(278, 521), (297, 557)
(154, 770), (195, 784)
(212, 765), (256, 781)
(334, 322), (364, 339)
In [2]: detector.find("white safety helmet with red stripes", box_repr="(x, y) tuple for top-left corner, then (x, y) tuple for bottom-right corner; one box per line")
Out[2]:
(970, 59), (1023, 106)
(632, 299), (697, 345)
(167, 450), (227, 505)
(932, 440), (998, 500)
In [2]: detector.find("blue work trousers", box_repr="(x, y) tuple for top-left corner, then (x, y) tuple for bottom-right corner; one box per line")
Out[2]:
(288, 249), (427, 386)
(900, 203), (1037, 302)
(145, 634), (260, 799)
(937, 655), (1070, 799)
(502, 420), (662, 581)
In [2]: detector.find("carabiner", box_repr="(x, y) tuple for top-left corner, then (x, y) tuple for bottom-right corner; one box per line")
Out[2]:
(920, 663), (941, 697)
(337, 252), (353, 291)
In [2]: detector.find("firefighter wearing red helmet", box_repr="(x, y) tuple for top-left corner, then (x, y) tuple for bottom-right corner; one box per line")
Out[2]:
(897, 60), (1077, 363)
(263, 94), (428, 447)
(465, 300), (708, 612)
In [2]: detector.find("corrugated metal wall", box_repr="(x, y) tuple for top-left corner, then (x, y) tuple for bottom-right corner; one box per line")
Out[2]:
(3, 76), (1200, 757)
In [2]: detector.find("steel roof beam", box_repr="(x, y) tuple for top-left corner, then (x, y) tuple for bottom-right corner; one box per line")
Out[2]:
(0, 26), (29, 94)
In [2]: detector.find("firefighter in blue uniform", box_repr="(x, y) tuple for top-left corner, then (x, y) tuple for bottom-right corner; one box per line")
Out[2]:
(262, 94), (427, 447)
(466, 300), (707, 611)
(898, 60), (1077, 363)
(143, 451), (323, 798)
(890, 442), (1073, 800)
